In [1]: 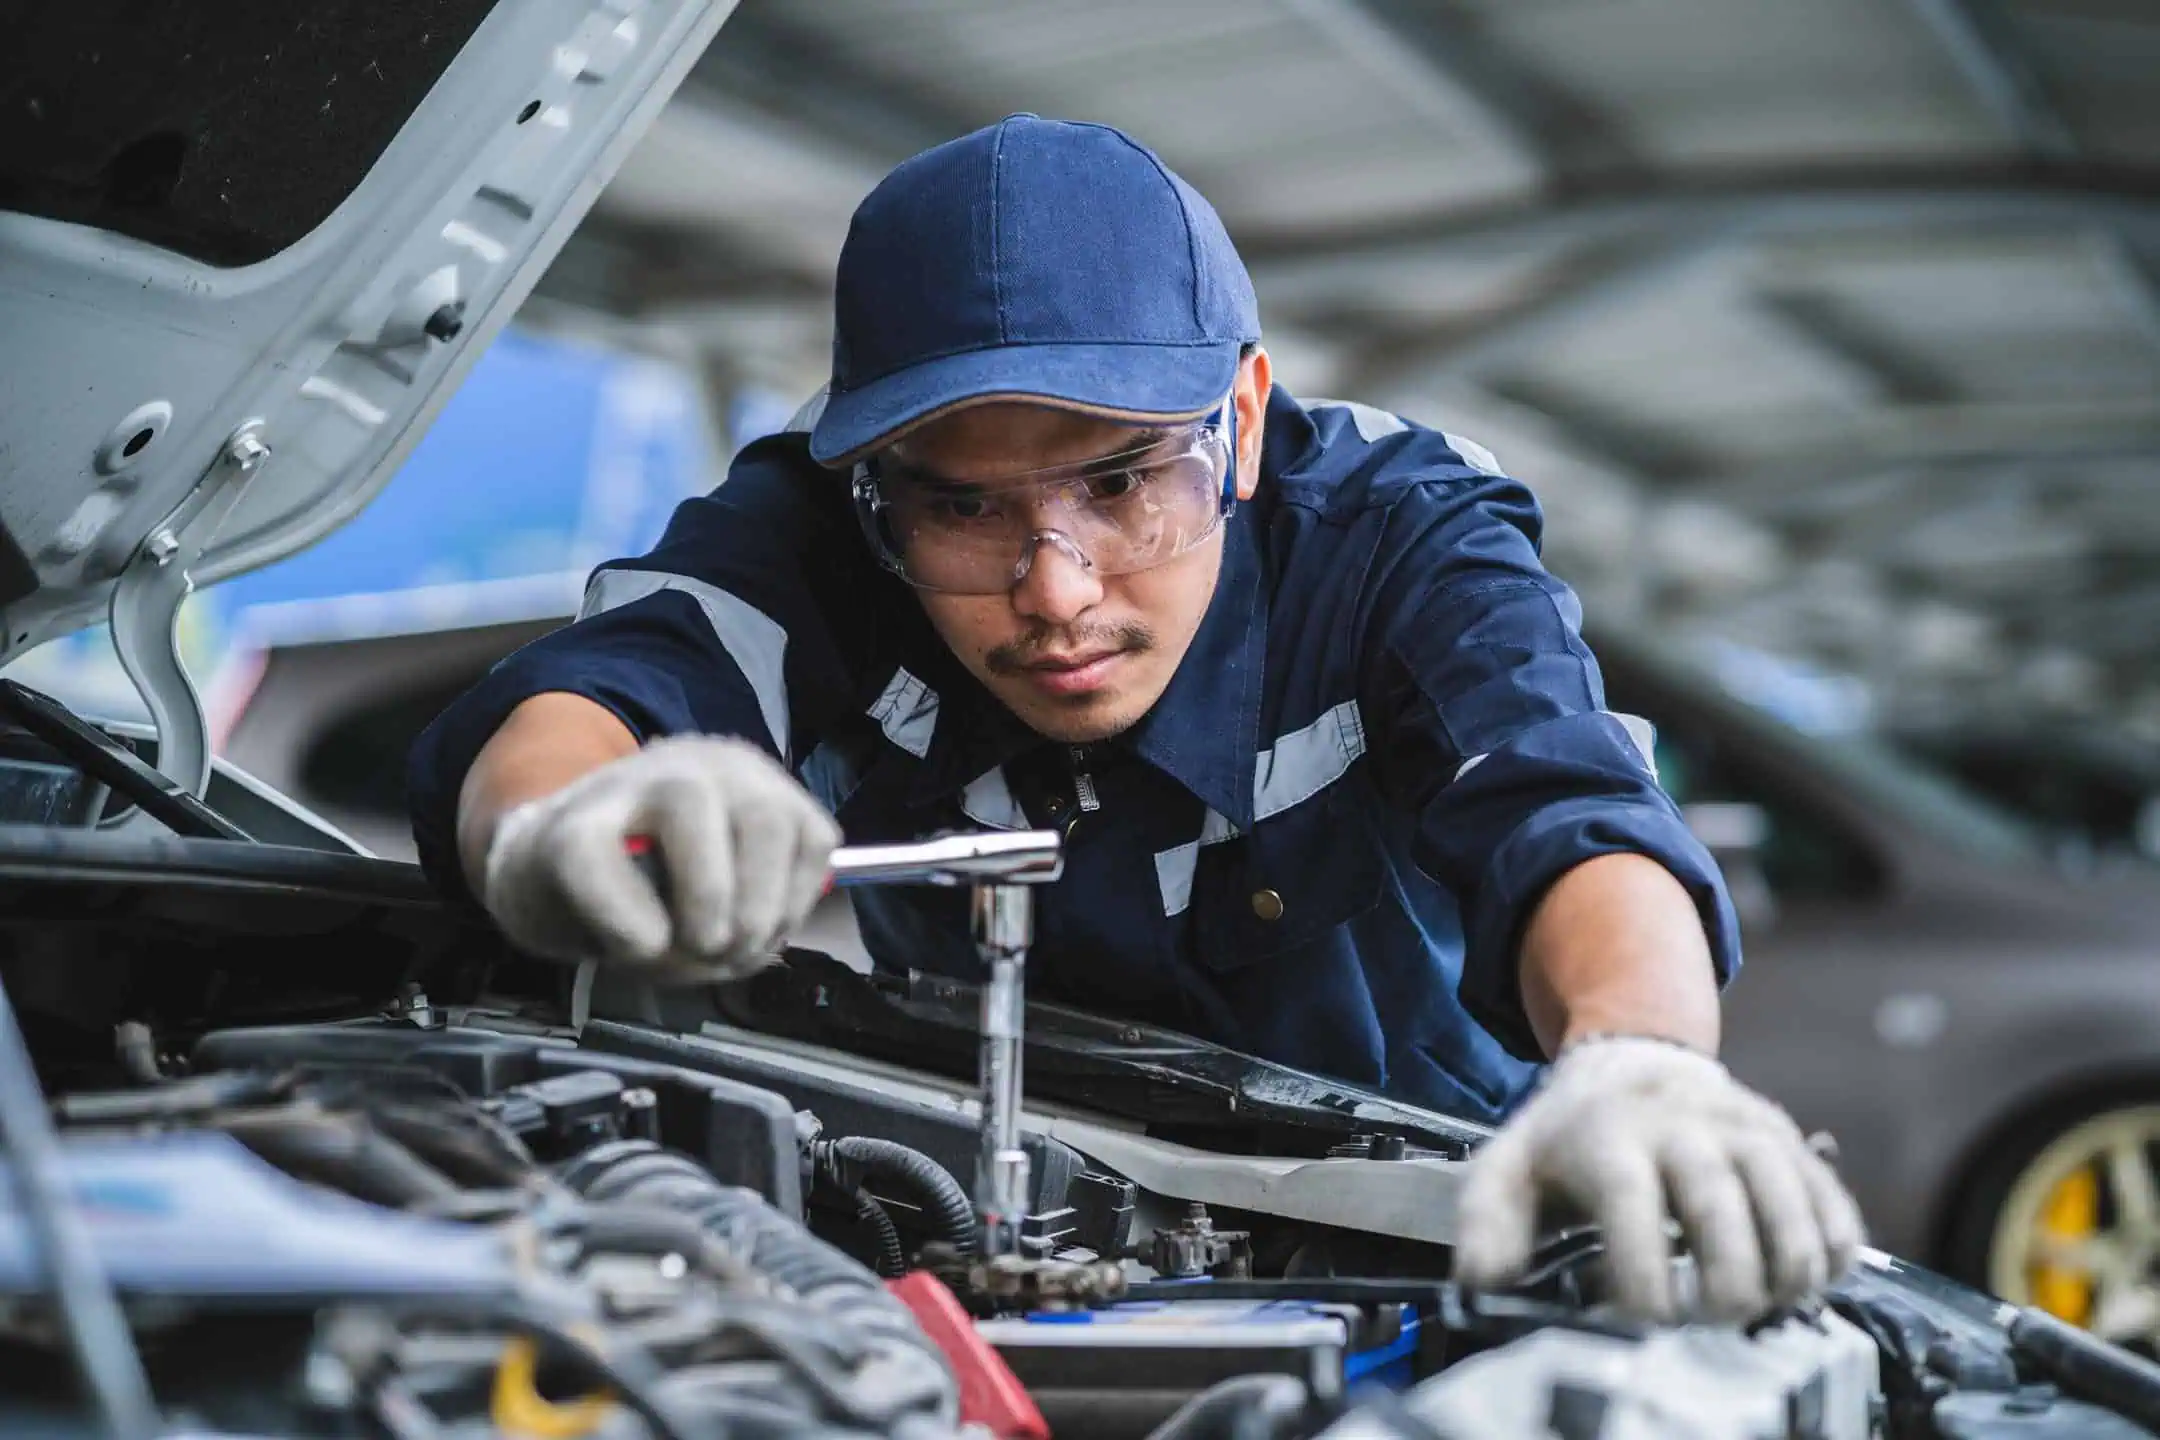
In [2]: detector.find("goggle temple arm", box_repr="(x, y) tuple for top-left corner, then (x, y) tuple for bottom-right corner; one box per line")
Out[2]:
(1217, 397), (1241, 517)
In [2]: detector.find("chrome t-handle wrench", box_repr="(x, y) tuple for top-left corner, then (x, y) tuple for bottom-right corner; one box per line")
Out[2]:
(843, 832), (1061, 1256)
(629, 827), (1063, 1255)
(824, 830), (1064, 889)
(830, 833), (1065, 1255)
(971, 877), (1036, 1258)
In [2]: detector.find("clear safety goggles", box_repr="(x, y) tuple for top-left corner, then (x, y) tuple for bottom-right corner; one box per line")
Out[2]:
(853, 406), (1237, 595)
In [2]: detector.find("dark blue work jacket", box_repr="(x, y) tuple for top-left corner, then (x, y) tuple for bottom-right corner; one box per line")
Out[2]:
(408, 388), (1739, 1123)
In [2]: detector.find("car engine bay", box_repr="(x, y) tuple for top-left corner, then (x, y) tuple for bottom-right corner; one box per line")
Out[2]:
(6, 986), (1872, 1440)
(2, 802), (2160, 1440)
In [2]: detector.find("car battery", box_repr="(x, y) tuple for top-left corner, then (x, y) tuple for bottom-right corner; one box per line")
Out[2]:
(976, 1299), (1420, 1439)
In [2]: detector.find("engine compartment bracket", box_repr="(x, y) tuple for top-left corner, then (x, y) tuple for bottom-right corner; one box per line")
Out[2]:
(109, 421), (272, 799)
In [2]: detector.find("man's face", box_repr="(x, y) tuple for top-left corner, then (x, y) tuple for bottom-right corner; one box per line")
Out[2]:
(888, 351), (1270, 744)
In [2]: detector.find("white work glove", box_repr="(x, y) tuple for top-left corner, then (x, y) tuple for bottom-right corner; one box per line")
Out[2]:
(480, 735), (842, 981)
(1453, 1035), (1865, 1323)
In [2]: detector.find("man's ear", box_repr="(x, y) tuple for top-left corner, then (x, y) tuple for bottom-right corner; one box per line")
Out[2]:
(1235, 347), (1271, 503)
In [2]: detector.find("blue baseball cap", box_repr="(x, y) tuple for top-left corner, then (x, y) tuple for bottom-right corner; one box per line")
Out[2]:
(808, 115), (1262, 467)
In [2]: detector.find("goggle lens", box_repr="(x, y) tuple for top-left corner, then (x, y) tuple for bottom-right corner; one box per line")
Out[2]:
(857, 422), (1231, 594)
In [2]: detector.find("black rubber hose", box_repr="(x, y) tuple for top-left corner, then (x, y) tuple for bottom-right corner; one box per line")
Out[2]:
(564, 1145), (872, 1297)
(362, 1100), (537, 1191)
(854, 1188), (907, 1278)
(823, 1136), (979, 1256)
(573, 1202), (757, 1285)
(2009, 1305), (2160, 1435)
(218, 1109), (459, 1209)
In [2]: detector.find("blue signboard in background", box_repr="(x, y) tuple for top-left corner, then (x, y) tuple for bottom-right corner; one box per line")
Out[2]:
(6, 327), (721, 725)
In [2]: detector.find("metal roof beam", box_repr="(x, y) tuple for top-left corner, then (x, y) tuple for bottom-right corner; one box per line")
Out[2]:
(1755, 289), (1962, 404)
(1678, 401), (2160, 514)
(685, 5), (977, 166)
(2091, 232), (2160, 360)
(1904, 0), (2080, 162)
(2016, 583), (2160, 656)
(547, 212), (835, 309)
(1345, 229), (1735, 399)
(1281, 0), (1638, 184)
(1432, 388), (2130, 727)
(1480, 375), (1712, 483)
(1341, 239), (1666, 395)
(1244, 175), (2160, 271)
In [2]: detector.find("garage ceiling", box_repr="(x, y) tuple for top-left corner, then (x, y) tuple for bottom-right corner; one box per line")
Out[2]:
(537, 0), (2160, 744)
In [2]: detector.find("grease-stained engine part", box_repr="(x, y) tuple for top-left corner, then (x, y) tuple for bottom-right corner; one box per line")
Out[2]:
(0, 1067), (966, 1440)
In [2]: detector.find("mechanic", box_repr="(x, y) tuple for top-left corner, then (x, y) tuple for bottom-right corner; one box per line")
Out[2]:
(409, 115), (1861, 1322)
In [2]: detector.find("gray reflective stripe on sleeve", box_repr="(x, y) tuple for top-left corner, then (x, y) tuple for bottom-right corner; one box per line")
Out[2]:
(1307, 399), (1409, 443)
(785, 387), (829, 434)
(1612, 710), (1659, 779)
(1155, 808), (1240, 917)
(1442, 432), (1501, 475)
(960, 766), (1029, 830)
(581, 568), (791, 761)
(869, 666), (939, 759)
(1254, 700), (1366, 822)
(1452, 710), (1657, 785)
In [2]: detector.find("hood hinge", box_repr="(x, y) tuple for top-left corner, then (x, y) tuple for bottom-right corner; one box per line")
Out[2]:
(109, 422), (273, 797)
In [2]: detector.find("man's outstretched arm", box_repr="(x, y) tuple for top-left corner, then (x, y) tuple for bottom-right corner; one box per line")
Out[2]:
(1518, 851), (1721, 1058)
(409, 442), (862, 972)
(1354, 451), (1860, 1324)
(454, 692), (638, 894)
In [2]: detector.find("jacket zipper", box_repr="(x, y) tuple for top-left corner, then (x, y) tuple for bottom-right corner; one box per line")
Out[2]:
(1070, 746), (1101, 813)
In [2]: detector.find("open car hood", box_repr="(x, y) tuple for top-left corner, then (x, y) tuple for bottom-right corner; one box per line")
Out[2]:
(0, 0), (737, 791)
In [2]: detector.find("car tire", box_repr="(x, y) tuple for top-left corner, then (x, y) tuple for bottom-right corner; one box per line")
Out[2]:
(1942, 1094), (2160, 1355)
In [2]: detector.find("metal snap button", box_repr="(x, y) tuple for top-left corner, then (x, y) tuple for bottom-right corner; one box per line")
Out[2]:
(1250, 889), (1284, 922)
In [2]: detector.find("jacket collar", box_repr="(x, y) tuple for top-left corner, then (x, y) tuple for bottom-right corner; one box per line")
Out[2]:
(1120, 498), (1265, 828)
(1124, 386), (1316, 828)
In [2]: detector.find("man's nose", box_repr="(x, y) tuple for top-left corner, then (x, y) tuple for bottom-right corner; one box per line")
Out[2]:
(1010, 531), (1103, 626)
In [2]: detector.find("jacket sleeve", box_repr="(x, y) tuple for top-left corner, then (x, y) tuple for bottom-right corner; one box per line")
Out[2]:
(405, 435), (864, 904)
(1359, 458), (1742, 1062)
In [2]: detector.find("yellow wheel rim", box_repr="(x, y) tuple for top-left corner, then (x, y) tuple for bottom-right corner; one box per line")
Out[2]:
(2029, 1165), (2096, 1326)
(1990, 1106), (2160, 1349)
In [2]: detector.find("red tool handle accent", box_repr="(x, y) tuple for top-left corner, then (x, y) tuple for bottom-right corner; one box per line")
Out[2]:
(886, 1272), (1050, 1440)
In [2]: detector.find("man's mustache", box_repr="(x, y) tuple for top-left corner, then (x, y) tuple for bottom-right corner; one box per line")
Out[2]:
(985, 623), (1155, 675)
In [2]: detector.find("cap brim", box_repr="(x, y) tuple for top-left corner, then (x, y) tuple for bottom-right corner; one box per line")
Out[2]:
(808, 341), (1242, 466)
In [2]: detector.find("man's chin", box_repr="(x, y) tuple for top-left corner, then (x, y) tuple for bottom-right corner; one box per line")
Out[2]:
(1002, 687), (1144, 745)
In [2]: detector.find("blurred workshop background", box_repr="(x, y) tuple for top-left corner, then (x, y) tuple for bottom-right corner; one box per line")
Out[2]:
(9, 0), (2160, 1333)
(18, 0), (2160, 866)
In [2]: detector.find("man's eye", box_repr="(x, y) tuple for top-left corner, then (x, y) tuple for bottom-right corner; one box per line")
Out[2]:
(938, 493), (994, 522)
(1088, 469), (1144, 500)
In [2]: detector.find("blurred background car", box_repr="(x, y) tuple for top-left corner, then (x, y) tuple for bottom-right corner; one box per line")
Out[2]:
(10, 0), (2157, 1346)
(1599, 632), (2160, 1347)
(1894, 721), (2160, 869)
